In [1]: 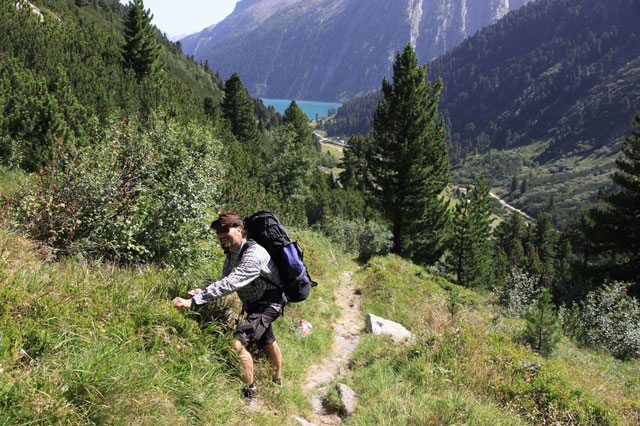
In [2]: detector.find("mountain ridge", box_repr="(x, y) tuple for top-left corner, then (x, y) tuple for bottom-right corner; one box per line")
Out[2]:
(181, 0), (532, 101)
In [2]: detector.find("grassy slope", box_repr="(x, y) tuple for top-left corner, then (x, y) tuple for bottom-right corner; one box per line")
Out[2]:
(346, 255), (640, 425)
(1, 170), (638, 425)
(0, 219), (357, 424)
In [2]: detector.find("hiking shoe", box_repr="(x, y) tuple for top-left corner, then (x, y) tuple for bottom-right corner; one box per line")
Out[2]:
(273, 377), (282, 389)
(243, 386), (258, 411)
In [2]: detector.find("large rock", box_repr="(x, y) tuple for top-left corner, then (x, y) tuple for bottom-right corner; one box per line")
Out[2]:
(365, 313), (413, 343)
(336, 383), (357, 416)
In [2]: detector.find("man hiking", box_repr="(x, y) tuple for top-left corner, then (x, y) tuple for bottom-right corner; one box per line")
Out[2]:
(171, 212), (285, 411)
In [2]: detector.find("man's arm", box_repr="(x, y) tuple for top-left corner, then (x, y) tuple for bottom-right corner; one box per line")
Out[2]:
(191, 248), (265, 305)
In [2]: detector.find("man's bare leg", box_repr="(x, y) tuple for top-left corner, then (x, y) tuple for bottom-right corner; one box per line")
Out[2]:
(264, 341), (282, 380)
(233, 339), (254, 385)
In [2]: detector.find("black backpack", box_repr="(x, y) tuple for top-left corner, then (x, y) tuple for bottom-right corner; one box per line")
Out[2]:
(242, 211), (317, 303)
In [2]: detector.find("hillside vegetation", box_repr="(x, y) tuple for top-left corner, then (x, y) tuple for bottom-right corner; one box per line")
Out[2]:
(0, 224), (357, 424)
(2, 0), (640, 423)
(1, 226), (638, 424)
(324, 0), (640, 225)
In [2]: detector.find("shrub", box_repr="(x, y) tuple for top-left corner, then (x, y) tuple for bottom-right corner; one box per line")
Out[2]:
(316, 216), (392, 260)
(565, 282), (640, 359)
(9, 114), (223, 268)
(495, 267), (540, 315)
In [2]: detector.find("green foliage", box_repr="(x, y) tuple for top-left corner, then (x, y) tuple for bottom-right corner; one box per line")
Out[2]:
(448, 177), (494, 287)
(324, 91), (381, 137)
(0, 58), (86, 171)
(522, 289), (562, 356)
(305, 169), (371, 225)
(263, 123), (316, 199)
(222, 72), (261, 160)
(494, 212), (527, 270)
(338, 133), (373, 192)
(587, 113), (640, 291)
(9, 115), (223, 268)
(0, 0), (222, 173)
(315, 216), (392, 261)
(370, 43), (450, 263)
(564, 282), (640, 360)
(282, 100), (312, 146)
(122, 0), (160, 81)
(353, 255), (621, 425)
(496, 268), (540, 316)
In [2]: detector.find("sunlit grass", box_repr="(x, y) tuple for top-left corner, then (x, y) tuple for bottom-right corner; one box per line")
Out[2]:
(0, 226), (356, 425)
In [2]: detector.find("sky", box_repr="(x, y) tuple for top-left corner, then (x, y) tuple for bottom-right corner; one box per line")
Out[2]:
(120, 0), (241, 39)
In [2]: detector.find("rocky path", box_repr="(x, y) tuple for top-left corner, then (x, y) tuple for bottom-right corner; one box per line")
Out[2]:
(294, 269), (363, 426)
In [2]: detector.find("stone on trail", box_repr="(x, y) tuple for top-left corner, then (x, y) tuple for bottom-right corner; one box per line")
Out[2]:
(336, 383), (357, 416)
(365, 313), (413, 343)
(293, 415), (316, 426)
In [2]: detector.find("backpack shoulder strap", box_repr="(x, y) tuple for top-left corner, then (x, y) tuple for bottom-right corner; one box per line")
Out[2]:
(237, 239), (257, 260)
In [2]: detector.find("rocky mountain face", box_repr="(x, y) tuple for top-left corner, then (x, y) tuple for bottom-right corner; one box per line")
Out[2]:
(181, 0), (531, 101)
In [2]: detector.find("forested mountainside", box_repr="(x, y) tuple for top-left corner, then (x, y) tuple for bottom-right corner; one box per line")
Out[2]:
(428, 0), (640, 162)
(325, 0), (640, 223)
(1, 0), (224, 137)
(181, 0), (531, 101)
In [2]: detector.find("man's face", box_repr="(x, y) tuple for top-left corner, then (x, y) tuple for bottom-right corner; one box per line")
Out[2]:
(216, 225), (243, 252)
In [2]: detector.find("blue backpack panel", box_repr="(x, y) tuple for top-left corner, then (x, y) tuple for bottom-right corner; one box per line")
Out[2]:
(243, 211), (317, 303)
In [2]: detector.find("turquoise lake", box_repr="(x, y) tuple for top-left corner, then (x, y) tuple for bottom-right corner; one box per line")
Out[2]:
(261, 98), (342, 120)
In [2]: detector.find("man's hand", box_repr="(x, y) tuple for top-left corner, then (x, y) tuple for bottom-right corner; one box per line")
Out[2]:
(172, 297), (193, 309)
(187, 288), (203, 297)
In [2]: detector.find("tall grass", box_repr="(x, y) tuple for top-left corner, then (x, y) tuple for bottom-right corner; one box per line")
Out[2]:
(0, 226), (354, 425)
(345, 255), (640, 425)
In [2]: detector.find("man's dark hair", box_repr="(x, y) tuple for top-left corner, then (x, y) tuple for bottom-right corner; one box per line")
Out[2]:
(211, 212), (244, 233)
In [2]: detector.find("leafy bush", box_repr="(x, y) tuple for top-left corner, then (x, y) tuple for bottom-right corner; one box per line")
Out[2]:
(564, 282), (640, 360)
(495, 267), (540, 315)
(316, 216), (392, 260)
(9, 114), (223, 268)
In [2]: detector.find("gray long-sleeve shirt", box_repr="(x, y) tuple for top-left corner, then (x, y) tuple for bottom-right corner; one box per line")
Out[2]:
(191, 239), (282, 309)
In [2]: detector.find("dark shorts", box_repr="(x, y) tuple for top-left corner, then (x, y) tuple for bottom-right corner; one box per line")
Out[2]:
(233, 304), (281, 349)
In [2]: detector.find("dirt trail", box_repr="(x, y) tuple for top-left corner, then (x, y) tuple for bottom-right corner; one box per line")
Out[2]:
(489, 192), (536, 222)
(295, 269), (363, 425)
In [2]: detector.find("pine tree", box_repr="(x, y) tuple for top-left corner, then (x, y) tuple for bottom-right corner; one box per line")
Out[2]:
(450, 187), (473, 284)
(221, 72), (261, 161)
(339, 134), (373, 191)
(370, 43), (450, 263)
(467, 176), (495, 287)
(494, 211), (526, 268)
(588, 113), (640, 294)
(449, 177), (494, 287)
(282, 100), (312, 147)
(533, 212), (557, 290)
(122, 0), (160, 81)
(523, 289), (561, 356)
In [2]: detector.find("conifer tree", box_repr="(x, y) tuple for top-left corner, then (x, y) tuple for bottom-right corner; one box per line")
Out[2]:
(221, 72), (261, 161)
(588, 113), (640, 293)
(450, 187), (473, 284)
(523, 289), (561, 356)
(282, 100), (312, 147)
(370, 43), (450, 263)
(533, 212), (557, 289)
(449, 177), (494, 287)
(339, 134), (373, 192)
(494, 211), (526, 268)
(122, 0), (160, 81)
